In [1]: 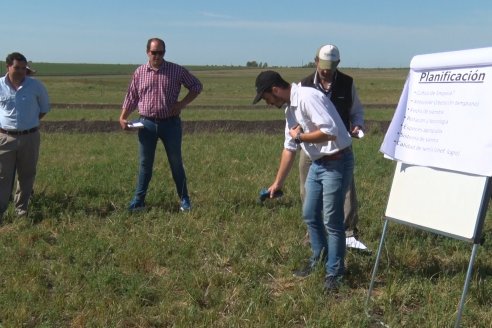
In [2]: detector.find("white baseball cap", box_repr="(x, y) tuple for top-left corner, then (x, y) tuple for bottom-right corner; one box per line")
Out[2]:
(317, 44), (340, 70)
(26, 61), (37, 75)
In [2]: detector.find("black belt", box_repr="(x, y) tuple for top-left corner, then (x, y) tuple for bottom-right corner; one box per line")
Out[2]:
(140, 115), (176, 123)
(0, 127), (39, 135)
(314, 148), (351, 163)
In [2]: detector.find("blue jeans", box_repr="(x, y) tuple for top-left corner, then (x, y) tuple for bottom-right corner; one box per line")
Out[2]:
(302, 149), (354, 277)
(133, 116), (188, 202)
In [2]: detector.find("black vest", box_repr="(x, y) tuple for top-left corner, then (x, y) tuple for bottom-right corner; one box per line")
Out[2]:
(300, 70), (353, 131)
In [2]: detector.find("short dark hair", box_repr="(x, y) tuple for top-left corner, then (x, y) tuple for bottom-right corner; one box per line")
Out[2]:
(146, 38), (166, 54)
(6, 52), (27, 66)
(265, 79), (290, 92)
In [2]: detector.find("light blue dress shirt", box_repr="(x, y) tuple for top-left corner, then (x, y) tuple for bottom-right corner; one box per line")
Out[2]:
(0, 75), (50, 131)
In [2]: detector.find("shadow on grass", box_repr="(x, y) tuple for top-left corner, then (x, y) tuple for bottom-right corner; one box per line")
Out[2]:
(19, 189), (121, 223)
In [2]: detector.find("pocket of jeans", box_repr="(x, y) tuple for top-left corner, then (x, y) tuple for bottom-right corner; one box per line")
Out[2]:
(0, 133), (8, 146)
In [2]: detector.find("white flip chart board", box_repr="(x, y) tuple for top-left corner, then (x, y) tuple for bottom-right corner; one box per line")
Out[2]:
(380, 47), (492, 176)
(385, 162), (490, 242)
(376, 48), (492, 327)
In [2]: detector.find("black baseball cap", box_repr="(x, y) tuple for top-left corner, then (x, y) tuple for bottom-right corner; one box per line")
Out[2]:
(253, 70), (284, 104)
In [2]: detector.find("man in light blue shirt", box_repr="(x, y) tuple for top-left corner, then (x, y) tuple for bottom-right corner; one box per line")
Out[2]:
(0, 52), (50, 222)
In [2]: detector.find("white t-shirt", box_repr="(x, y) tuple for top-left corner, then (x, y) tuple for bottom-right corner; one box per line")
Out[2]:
(284, 83), (352, 160)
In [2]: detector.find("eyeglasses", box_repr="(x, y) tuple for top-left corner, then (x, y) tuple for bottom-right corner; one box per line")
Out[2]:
(150, 51), (164, 56)
(12, 66), (27, 71)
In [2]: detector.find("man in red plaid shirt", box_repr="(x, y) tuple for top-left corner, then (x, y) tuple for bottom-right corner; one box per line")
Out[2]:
(119, 37), (202, 212)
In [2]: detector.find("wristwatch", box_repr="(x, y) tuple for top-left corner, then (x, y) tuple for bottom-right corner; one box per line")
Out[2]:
(294, 132), (303, 144)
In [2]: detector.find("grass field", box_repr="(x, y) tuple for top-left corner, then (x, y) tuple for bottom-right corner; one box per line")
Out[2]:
(45, 107), (396, 123)
(1, 66), (491, 327)
(38, 66), (405, 123)
(2, 131), (491, 327)
(36, 65), (406, 107)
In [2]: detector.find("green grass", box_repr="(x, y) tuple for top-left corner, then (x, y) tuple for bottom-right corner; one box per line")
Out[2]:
(0, 62), (265, 76)
(36, 66), (406, 107)
(50, 108), (391, 123)
(30, 65), (403, 123)
(1, 131), (492, 327)
(45, 108), (287, 122)
(1, 63), (407, 108)
(1, 66), (486, 326)
(46, 107), (395, 122)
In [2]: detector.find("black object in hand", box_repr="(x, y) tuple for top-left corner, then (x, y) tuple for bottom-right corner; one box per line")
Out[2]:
(259, 188), (283, 202)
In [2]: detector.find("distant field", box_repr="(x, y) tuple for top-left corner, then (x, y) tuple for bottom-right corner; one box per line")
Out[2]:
(0, 62), (260, 76)
(1, 63), (408, 104)
(13, 63), (405, 123)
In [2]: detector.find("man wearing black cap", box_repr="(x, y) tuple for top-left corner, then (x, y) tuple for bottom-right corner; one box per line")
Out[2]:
(253, 70), (354, 292)
(300, 44), (365, 241)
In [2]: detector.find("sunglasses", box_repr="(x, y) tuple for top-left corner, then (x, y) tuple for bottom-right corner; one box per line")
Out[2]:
(150, 51), (164, 56)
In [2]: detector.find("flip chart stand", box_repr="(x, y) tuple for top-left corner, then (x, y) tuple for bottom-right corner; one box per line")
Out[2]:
(365, 162), (492, 328)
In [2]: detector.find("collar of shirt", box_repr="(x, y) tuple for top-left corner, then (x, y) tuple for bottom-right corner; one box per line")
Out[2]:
(289, 83), (300, 109)
(0, 76), (49, 130)
(287, 83), (307, 131)
(2, 74), (26, 92)
(145, 61), (166, 72)
(314, 70), (338, 94)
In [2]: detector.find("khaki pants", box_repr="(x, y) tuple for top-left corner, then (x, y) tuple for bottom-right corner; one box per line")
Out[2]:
(299, 149), (359, 237)
(0, 130), (40, 217)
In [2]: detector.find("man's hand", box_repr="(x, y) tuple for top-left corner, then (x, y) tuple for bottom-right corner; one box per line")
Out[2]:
(119, 109), (131, 130)
(119, 118), (129, 130)
(350, 125), (364, 138)
(267, 183), (283, 199)
(289, 124), (303, 139)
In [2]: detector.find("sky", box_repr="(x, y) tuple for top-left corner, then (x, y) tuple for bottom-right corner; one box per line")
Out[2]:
(3, 0), (492, 68)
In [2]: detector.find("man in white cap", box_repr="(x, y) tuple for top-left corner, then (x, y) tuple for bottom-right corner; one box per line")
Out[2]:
(299, 44), (365, 243)
(26, 62), (37, 75)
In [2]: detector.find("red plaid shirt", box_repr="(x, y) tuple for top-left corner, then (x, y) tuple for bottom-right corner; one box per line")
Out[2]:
(122, 61), (202, 119)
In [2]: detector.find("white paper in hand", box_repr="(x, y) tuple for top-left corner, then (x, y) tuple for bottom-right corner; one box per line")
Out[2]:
(127, 120), (144, 129)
